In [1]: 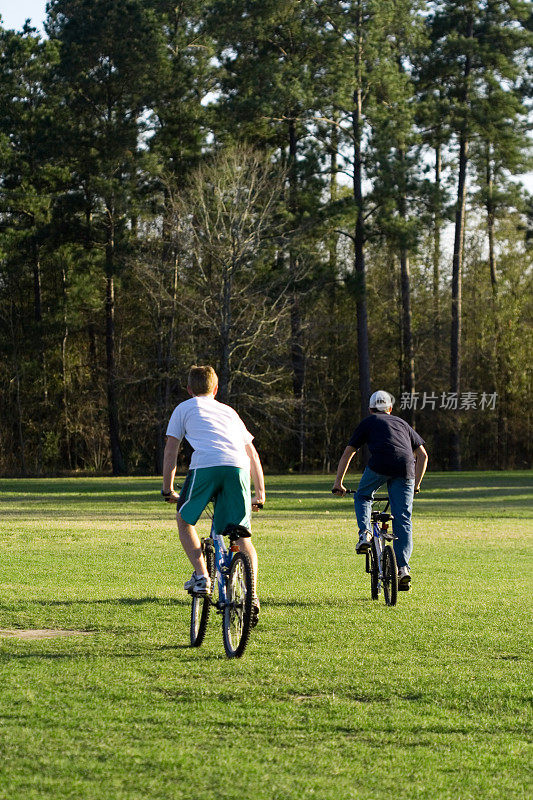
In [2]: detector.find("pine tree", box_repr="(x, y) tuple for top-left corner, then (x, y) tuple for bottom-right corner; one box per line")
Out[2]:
(426, 0), (532, 468)
(207, 0), (324, 469)
(46, 0), (164, 474)
(0, 23), (62, 471)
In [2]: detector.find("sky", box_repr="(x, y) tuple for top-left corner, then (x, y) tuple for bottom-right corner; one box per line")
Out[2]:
(0, 0), (47, 32)
(1, 0), (531, 194)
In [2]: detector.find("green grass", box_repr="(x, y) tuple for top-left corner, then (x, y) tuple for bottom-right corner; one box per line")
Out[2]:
(0, 472), (532, 800)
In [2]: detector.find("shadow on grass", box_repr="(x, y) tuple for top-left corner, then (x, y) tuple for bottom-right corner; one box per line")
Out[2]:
(27, 596), (190, 608)
(0, 644), (228, 662)
(260, 597), (370, 608)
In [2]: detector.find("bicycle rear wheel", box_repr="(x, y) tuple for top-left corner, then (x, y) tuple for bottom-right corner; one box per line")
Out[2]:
(222, 551), (253, 658)
(190, 540), (215, 647)
(382, 545), (398, 607)
(369, 539), (379, 600)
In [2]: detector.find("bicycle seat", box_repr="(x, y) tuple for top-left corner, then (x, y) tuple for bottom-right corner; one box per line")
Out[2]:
(371, 511), (393, 523)
(221, 523), (251, 542)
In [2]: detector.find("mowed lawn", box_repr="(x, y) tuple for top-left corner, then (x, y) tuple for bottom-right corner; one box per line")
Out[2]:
(0, 472), (531, 800)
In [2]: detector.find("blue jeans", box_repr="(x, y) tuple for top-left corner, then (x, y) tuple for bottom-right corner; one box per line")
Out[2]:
(354, 467), (415, 569)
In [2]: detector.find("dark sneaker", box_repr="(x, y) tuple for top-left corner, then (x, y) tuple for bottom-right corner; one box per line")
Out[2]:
(356, 530), (372, 554)
(184, 572), (212, 596)
(398, 567), (411, 591)
(251, 597), (260, 628)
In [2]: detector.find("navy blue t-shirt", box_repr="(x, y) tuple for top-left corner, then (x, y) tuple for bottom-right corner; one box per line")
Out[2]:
(348, 413), (425, 478)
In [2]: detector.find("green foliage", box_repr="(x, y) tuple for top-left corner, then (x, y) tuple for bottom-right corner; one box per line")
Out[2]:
(0, 1), (531, 473)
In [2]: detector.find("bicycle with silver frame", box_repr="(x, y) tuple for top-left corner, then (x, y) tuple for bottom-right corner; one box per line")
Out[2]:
(180, 491), (262, 658)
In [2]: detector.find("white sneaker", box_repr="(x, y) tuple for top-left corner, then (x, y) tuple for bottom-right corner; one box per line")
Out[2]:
(356, 530), (372, 554)
(184, 572), (212, 596)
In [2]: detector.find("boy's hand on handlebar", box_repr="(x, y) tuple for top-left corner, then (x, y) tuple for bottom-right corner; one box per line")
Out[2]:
(251, 496), (264, 512)
(161, 489), (179, 503)
(332, 482), (347, 496)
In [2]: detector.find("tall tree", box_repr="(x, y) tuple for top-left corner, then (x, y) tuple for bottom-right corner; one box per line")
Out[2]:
(369, 1), (427, 424)
(471, 0), (532, 292)
(146, 0), (214, 471)
(208, 0), (324, 469)
(0, 23), (62, 471)
(427, 0), (531, 467)
(313, 0), (425, 421)
(47, 0), (163, 474)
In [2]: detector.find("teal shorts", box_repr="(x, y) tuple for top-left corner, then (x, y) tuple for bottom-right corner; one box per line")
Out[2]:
(177, 466), (251, 536)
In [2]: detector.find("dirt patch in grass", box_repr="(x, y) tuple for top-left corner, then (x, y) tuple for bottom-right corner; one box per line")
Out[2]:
(0, 628), (93, 640)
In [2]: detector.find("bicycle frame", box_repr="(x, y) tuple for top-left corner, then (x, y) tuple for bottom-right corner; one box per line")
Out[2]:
(333, 487), (398, 605)
(367, 495), (395, 591)
(203, 502), (233, 610)
(211, 528), (232, 609)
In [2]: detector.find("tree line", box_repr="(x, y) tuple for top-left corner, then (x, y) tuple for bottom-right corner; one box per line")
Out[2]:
(0, 0), (531, 476)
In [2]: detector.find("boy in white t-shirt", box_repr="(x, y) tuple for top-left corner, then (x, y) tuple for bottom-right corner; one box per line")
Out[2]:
(161, 365), (265, 620)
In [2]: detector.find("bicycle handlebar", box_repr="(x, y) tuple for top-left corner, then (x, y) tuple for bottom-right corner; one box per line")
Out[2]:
(332, 489), (389, 502)
(164, 486), (263, 510)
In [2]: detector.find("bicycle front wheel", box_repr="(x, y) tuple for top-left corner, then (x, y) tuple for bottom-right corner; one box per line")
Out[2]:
(382, 545), (398, 607)
(222, 551), (253, 658)
(190, 540), (215, 647)
(370, 539), (379, 600)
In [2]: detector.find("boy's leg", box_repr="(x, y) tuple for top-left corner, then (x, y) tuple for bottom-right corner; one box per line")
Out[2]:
(213, 467), (258, 588)
(236, 536), (258, 589)
(355, 467), (387, 533)
(177, 514), (209, 579)
(177, 468), (220, 583)
(386, 476), (415, 569)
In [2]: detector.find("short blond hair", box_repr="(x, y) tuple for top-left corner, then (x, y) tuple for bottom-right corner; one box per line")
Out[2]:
(188, 365), (218, 396)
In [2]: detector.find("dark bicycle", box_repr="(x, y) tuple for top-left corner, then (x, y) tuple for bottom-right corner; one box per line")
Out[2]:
(365, 494), (398, 606)
(334, 490), (398, 606)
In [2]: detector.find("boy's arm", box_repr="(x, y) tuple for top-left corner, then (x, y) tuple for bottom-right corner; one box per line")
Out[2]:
(414, 445), (428, 492)
(162, 435), (180, 503)
(332, 446), (357, 495)
(245, 442), (266, 508)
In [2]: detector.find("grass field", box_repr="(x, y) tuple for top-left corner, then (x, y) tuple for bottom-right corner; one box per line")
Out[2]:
(0, 471), (532, 800)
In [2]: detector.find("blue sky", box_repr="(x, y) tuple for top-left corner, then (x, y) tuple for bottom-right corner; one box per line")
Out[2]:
(1, 0), (47, 32)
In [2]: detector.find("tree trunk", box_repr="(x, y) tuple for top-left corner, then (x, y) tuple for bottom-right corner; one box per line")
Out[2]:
(486, 146), (498, 292)
(60, 266), (72, 470)
(399, 249), (415, 426)
(449, 12), (473, 471)
(397, 156), (415, 427)
(450, 130), (468, 470)
(155, 233), (180, 474)
(105, 215), (126, 475)
(329, 117), (339, 293)
(352, 24), (371, 422)
(288, 118), (306, 471)
(433, 144), (442, 352)
(218, 264), (232, 403)
(10, 303), (27, 475)
(32, 237), (48, 402)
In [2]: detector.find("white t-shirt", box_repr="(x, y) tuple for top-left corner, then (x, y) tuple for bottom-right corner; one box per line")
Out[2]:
(166, 395), (254, 469)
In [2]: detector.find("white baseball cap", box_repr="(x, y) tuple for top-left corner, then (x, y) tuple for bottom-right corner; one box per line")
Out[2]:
(369, 390), (394, 411)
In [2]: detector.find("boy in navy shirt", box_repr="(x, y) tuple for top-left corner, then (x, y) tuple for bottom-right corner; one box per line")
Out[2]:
(333, 390), (428, 589)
